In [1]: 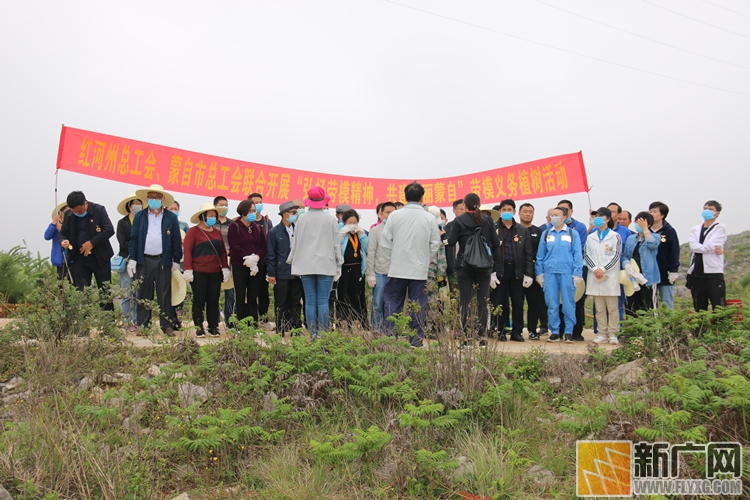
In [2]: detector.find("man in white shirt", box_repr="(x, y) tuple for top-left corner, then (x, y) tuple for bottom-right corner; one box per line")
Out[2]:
(688, 200), (727, 311)
(379, 182), (441, 347)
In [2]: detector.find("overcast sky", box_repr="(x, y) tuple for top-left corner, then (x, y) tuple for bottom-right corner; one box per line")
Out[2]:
(1, 0), (748, 260)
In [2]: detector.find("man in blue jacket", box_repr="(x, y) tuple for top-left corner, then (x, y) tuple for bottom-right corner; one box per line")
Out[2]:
(557, 199), (588, 340)
(649, 201), (680, 310)
(127, 185), (182, 336)
(536, 205), (583, 343)
(267, 201), (303, 336)
(58, 191), (115, 310)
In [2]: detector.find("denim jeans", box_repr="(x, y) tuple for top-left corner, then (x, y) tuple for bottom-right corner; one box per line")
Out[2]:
(300, 274), (335, 337)
(370, 273), (388, 332)
(658, 284), (674, 310)
(118, 270), (138, 323)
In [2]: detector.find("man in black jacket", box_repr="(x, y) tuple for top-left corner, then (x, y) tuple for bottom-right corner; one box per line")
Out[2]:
(518, 202), (547, 338)
(491, 199), (534, 342)
(266, 201), (303, 336)
(58, 191), (115, 310)
(444, 198), (465, 289)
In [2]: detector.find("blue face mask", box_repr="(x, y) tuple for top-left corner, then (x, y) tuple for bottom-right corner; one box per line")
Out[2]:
(635, 225), (644, 233)
(288, 215), (297, 224)
(217, 206), (228, 216)
(323, 208), (330, 213)
(338, 220), (344, 230)
(206, 217), (217, 227)
(148, 199), (162, 210)
(701, 209), (715, 221)
(593, 217), (605, 228)
(255, 203), (263, 213)
(74, 210), (87, 218)
(565, 217), (571, 224)
(246, 213), (257, 223)
(500, 212), (514, 221)
(297, 208), (305, 215)
(172, 211), (180, 218)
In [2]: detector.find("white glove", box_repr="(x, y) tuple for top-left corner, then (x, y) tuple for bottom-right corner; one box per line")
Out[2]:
(243, 254), (260, 268)
(633, 272), (648, 286)
(522, 276), (533, 288)
(339, 226), (351, 236)
(489, 272), (500, 290)
(536, 274), (544, 288)
(250, 265), (259, 276)
(172, 262), (181, 271)
(624, 263), (637, 278)
(334, 269), (341, 282)
(222, 268), (230, 283)
(367, 275), (377, 288)
(356, 226), (365, 237)
(183, 270), (194, 283)
(127, 259), (137, 278)
(668, 272), (678, 284)
(573, 276), (584, 287)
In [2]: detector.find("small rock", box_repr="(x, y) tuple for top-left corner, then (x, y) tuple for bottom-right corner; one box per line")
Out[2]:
(178, 382), (208, 407)
(114, 373), (133, 381)
(170, 494), (190, 500)
(175, 464), (197, 479)
(262, 391), (278, 413)
(2, 390), (32, 405)
(122, 417), (137, 431)
(148, 364), (163, 377)
(527, 465), (555, 486)
(5, 376), (23, 391)
(102, 374), (116, 383)
(78, 376), (94, 390)
(0, 485), (13, 500)
(546, 376), (562, 386)
(604, 358), (646, 385)
(453, 455), (474, 479)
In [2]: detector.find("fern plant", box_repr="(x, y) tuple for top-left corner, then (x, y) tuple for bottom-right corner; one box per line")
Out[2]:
(309, 425), (392, 464)
(558, 403), (612, 438)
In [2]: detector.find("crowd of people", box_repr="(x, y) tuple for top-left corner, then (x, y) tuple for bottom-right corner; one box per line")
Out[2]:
(45, 181), (728, 346)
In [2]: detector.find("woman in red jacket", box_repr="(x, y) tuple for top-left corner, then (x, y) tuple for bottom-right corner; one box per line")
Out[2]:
(183, 203), (230, 338)
(228, 200), (267, 326)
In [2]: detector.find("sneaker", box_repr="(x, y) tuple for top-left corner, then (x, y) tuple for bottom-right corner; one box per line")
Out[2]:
(572, 334), (585, 342)
(528, 332), (540, 340)
(498, 332), (507, 342)
(478, 338), (487, 348)
(564, 334), (573, 343)
(461, 340), (475, 350)
(537, 327), (549, 336)
(547, 334), (561, 342)
(593, 335), (608, 344)
(510, 333), (525, 342)
(195, 330), (206, 338)
(209, 327), (221, 337)
(164, 326), (176, 338)
(609, 335), (619, 345)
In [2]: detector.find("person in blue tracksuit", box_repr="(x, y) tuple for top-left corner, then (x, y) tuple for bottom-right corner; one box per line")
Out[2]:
(556, 199), (588, 340)
(621, 211), (661, 315)
(535, 206), (583, 343)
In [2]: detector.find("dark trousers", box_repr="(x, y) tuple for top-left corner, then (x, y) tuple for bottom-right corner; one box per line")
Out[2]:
(257, 263), (270, 319)
(274, 277), (304, 334)
(72, 255), (114, 311)
(232, 264), (261, 324)
(524, 280), (547, 332)
(491, 261), (525, 335)
(560, 267), (586, 336)
(136, 256), (174, 330)
(192, 271), (221, 332)
(691, 276), (725, 312)
(626, 284), (657, 315)
(337, 264), (368, 327)
(455, 267), (491, 337)
(383, 277), (427, 345)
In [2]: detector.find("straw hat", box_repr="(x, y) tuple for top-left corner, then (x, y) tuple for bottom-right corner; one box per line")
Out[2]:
(559, 278), (586, 303)
(479, 205), (500, 223)
(190, 202), (220, 225)
(51, 202), (68, 219)
(619, 270), (636, 297)
(116, 193), (142, 216)
(171, 269), (187, 306)
(134, 184), (175, 208)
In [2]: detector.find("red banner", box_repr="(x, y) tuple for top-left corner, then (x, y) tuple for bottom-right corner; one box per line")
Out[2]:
(56, 126), (589, 208)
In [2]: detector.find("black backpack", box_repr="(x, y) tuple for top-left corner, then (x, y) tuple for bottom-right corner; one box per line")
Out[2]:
(462, 226), (493, 271)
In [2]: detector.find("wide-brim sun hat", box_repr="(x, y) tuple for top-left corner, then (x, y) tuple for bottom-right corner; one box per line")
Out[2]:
(135, 184), (175, 209)
(171, 269), (187, 306)
(619, 270), (636, 296)
(479, 205), (500, 223)
(559, 278), (586, 303)
(117, 193), (141, 216)
(51, 202), (68, 219)
(190, 202), (220, 225)
(304, 186), (331, 209)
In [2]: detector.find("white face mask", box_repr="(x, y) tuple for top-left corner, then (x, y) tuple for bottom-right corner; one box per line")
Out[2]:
(346, 224), (358, 232)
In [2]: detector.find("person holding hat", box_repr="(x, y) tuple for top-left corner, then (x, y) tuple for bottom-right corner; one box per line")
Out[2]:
(115, 194), (142, 328)
(183, 203), (230, 338)
(228, 199), (267, 326)
(535, 205), (583, 343)
(127, 184), (182, 336)
(621, 211), (661, 315)
(58, 191), (115, 310)
(584, 207), (623, 345)
(267, 201), (303, 336)
(45, 202), (72, 282)
(287, 186), (343, 338)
